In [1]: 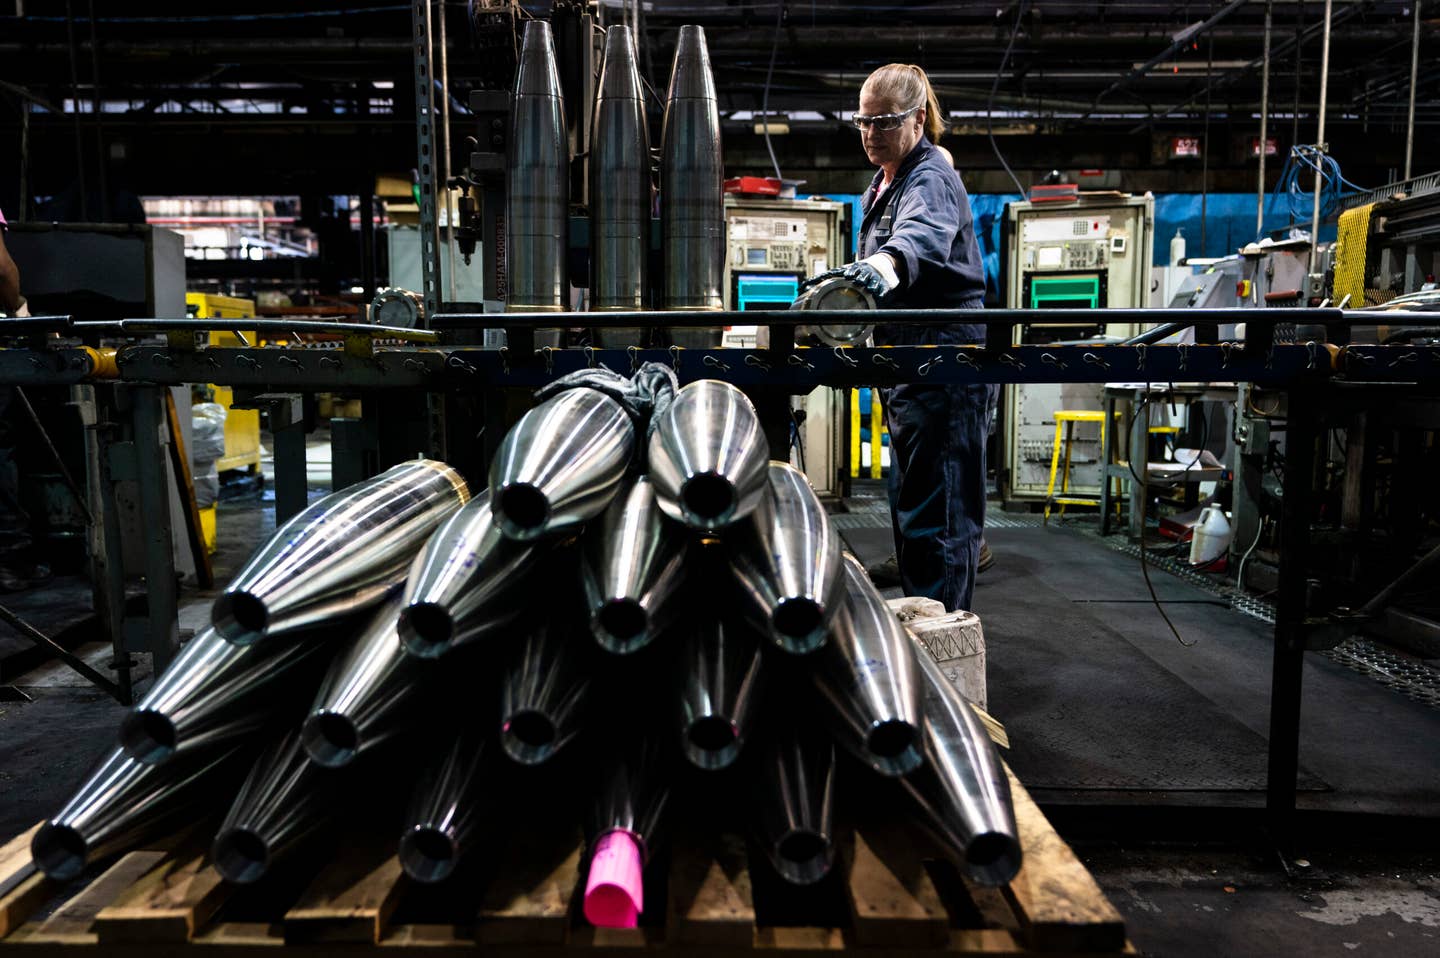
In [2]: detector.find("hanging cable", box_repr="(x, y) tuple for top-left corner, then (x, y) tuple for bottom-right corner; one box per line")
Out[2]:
(1200, 20), (1212, 255)
(86, 0), (108, 221)
(1264, 144), (1369, 230)
(759, 1), (785, 183)
(987, 1), (1028, 197)
(1127, 384), (1196, 648)
(62, 0), (88, 221)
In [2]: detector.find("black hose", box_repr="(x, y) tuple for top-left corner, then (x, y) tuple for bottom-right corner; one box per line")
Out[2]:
(1380, 326), (1440, 345)
(1121, 323), (1190, 346)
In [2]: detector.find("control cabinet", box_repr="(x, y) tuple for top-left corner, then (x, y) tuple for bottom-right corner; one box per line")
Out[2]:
(722, 196), (847, 311)
(720, 197), (849, 498)
(1000, 195), (1155, 503)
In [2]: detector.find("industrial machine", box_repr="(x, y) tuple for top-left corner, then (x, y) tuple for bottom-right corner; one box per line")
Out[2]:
(1330, 173), (1440, 308)
(722, 196), (847, 312)
(718, 196), (850, 496)
(999, 194), (1154, 504)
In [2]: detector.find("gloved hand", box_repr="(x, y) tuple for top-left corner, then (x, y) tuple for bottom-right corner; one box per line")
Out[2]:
(798, 267), (845, 292)
(841, 260), (897, 299)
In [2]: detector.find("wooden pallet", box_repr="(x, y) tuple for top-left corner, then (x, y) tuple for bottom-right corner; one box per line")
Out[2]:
(0, 769), (1131, 957)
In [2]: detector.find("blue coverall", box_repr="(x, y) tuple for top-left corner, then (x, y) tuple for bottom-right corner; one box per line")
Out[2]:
(859, 137), (991, 612)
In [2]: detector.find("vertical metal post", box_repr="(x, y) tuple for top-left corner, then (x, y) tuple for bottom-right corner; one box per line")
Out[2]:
(1306, 0), (1334, 279)
(413, 0), (448, 461)
(358, 81), (377, 303)
(1127, 389), (1148, 541)
(63, 0), (88, 221)
(76, 385), (130, 704)
(412, 0), (443, 321)
(1404, 0), (1420, 181)
(1256, 1), (1272, 237)
(437, 0), (457, 304)
(1100, 392), (1115, 536)
(1266, 383), (1319, 828)
(131, 386), (179, 675)
(270, 397), (309, 526)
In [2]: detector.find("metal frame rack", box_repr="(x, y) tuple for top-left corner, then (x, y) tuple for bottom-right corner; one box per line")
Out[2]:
(5, 306), (1439, 836)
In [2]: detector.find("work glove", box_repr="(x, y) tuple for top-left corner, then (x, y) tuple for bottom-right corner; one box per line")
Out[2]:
(798, 267), (845, 292)
(841, 261), (896, 299)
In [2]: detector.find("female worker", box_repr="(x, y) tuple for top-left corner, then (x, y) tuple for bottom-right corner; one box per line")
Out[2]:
(804, 63), (990, 613)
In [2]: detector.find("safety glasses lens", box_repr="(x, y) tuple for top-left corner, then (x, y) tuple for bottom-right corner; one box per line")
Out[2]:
(852, 110), (911, 132)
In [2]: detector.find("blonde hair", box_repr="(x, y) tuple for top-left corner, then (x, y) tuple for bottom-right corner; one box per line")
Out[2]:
(861, 63), (944, 143)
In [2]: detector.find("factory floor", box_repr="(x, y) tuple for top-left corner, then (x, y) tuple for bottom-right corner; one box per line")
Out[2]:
(1, 447), (1437, 956)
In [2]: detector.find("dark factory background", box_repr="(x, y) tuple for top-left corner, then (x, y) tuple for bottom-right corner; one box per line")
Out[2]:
(0, 4), (1438, 958)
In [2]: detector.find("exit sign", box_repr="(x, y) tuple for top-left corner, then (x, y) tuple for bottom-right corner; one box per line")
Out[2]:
(1249, 136), (1279, 158)
(1169, 136), (1202, 159)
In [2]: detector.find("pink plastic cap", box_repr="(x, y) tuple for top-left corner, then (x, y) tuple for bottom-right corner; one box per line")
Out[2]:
(583, 830), (644, 928)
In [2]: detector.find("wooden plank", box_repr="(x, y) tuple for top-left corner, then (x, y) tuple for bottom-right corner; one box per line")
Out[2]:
(666, 831), (754, 946)
(0, 825), (53, 939)
(475, 827), (583, 945)
(23, 849), (172, 944)
(192, 920), (282, 946)
(752, 925), (845, 950)
(283, 838), (407, 944)
(1001, 767), (1127, 952)
(844, 825), (948, 948)
(379, 923), (474, 947)
(94, 849), (232, 943)
(962, 881), (1021, 934)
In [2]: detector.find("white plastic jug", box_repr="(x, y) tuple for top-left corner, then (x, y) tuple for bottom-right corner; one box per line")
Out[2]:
(1189, 505), (1232, 566)
(1170, 228), (1186, 267)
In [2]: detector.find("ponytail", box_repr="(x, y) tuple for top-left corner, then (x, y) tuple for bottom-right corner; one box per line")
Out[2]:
(862, 63), (945, 143)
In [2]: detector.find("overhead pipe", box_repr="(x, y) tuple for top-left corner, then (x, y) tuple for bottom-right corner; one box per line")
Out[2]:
(1307, 0), (1335, 280)
(1404, 0), (1421, 180)
(1257, 1), (1273, 238)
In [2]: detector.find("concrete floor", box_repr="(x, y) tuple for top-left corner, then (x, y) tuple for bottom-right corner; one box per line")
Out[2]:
(1, 447), (1438, 956)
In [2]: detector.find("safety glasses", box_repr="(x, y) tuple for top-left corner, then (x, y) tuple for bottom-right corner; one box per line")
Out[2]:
(852, 106), (918, 132)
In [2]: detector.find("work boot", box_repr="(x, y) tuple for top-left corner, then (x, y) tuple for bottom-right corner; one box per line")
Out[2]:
(865, 552), (902, 588)
(977, 539), (995, 573)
